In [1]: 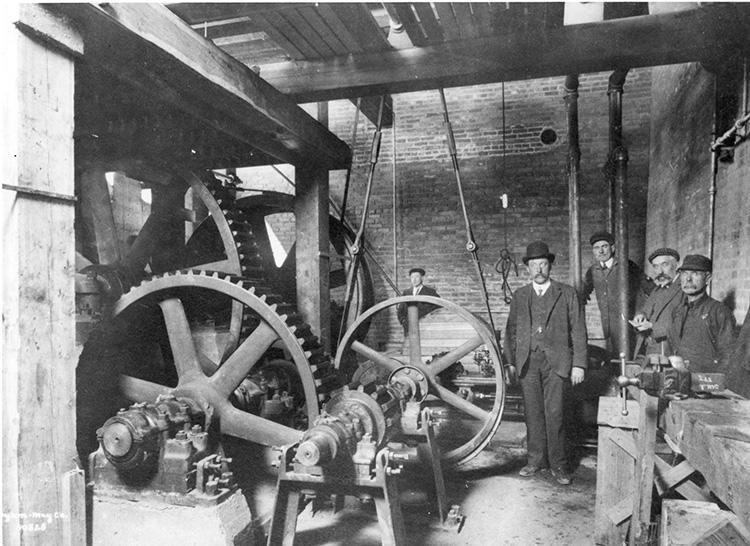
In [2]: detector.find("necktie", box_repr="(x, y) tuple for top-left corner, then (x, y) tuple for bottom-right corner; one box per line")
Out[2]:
(601, 263), (609, 271)
(536, 288), (543, 297)
(413, 287), (420, 296)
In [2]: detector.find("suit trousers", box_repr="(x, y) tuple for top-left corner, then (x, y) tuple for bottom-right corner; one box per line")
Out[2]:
(519, 348), (567, 469)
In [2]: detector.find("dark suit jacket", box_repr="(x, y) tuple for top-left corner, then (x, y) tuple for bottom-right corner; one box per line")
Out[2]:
(636, 277), (685, 354)
(397, 285), (440, 325)
(504, 280), (588, 377)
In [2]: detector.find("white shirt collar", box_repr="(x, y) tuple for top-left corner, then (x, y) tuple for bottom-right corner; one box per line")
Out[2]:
(601, 257), (615, 269)
(532, 280), (551, 295)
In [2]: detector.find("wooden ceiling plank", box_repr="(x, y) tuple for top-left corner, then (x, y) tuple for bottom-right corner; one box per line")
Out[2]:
(255, 11), (318, 60)
(451, 3), (478, 39)
(471, 3), (493, 37)
(48, 3), (350, 169)
(315, 4), (364, 54)
(390, 4), (427, 47)
(329, 4), (391, 52)
(195, 19), (260, 41)
(433, 3), (461, 42)
(297, 6), (349, 56)
(167, 3), (310, 25)
(280, 9), (336, 59)
(413, 3), (444, 44)
(259, 4), (750, 103)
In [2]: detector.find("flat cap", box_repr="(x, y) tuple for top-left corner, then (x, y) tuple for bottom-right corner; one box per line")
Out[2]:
(589, 231), (615, 246)
(522, 241), (555, 265)
(677, 254), (712, 272)
(648, 247), (680, 263)
(408, 267), (426, 276)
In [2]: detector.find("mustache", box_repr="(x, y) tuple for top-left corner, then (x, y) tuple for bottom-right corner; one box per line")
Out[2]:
(655, 273), (669, 280)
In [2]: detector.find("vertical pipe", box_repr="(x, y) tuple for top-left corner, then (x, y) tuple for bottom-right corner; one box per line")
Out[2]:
(707, 79), (719, 296)
(607, 69), (629, 233)
(565, 75), (582, 292)
(392, 113), (399, 294)
(613, 147), (630, 359)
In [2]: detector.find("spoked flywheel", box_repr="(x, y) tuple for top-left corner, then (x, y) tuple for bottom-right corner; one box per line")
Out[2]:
(334, 295), (506, 466)
(76, 270), (340, 461)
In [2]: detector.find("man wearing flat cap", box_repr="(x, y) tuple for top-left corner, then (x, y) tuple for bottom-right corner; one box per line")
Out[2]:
(504, 242), (587, 486)
(630, 248), (686, 357)
(397, 267), (440, 333)
(667, 254), (736, 373)
(582, 231), (653, 359)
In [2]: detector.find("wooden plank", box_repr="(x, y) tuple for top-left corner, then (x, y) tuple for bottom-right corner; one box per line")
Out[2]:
(4, 29), (78, 544)
(62, 469), (86, 546)
(693, 519), (750, 546)
(433, 3), (461, 41)
(470, 3), (493, 37)
(47, 3), (351, 169)
(167, 3), (311, 25)
(316, 4), (363, 54)
(664, 398), (750, 531)
(413, 3), (444, 43)
(259, 4), (750, 102)
(279, 9), (336, 58)
(451, 3), (477, 39)
(660, 499), (750, 546)
(329, 4), (391, 52)
(597, 394), (640, 429)
(15, 3), (84, 57)
(631, 391), (659, 546)
(296, 6), (348, 56)
(253, 12), (311, 60)
(595, 425), (635, 545)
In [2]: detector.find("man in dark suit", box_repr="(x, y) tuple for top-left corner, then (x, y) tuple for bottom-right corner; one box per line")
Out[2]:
(667, 255), (736, 374)
(582, 231), (653, 359)
(630, 248), (686, 357)
(504, 241), (587, 485)
(397, 267), (440, 333)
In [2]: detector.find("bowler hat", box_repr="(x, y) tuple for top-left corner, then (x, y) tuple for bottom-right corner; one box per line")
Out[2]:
(522, 241), (555, 265)
(590, 231), (615, 246)
(408, 267), (426, 276)
(648, 247), (680, 263)
(677, 254), (712, 273)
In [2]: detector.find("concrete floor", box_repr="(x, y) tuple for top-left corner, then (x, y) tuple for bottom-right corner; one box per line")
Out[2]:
(293, 421), (598, 546)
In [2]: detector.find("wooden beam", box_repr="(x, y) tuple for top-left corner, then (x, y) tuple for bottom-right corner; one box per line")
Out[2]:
(46, 3), (351, 169)
(260, 4), (750, 102)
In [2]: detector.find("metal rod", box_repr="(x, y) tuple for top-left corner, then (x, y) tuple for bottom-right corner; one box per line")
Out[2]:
(438, 89), (498, 340)
(708, 80), (719, 296)
(564, 75), (582, 292)
(338, 95), (386, 344)
(340, 97), (362, 223)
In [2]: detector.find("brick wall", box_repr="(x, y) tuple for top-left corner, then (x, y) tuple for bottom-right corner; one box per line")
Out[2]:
(238, 70), (654, 348)
(647, 62), (750, 324)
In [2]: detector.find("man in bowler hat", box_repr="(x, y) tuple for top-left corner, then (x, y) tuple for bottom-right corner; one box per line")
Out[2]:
(667, 254), (736, 373)
(504, 242), (587, 485)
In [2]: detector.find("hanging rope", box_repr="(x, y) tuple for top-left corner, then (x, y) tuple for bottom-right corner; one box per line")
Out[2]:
(494, 83), (518, 304)
(337, 94), (387, 345)
(438, 88), (499, 343)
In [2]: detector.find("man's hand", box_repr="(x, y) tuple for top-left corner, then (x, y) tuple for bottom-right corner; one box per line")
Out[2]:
(629, 314), (653, 332)
(571, 367), (585, 386)
(505, 365), (518, 385)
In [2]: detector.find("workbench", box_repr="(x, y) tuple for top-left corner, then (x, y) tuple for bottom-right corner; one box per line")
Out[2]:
(662, 396), (750, 533)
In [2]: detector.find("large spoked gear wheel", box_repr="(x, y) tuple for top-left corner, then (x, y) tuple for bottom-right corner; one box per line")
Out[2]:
(334, 295), (506, 466)
(76, 270), (340, 462)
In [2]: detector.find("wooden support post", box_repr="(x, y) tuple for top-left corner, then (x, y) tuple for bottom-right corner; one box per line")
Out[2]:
(295, 163), (331, 354)
(595, 396), (639, 545)
(4, 17), (79, 545)
(630, 390), (659, 546)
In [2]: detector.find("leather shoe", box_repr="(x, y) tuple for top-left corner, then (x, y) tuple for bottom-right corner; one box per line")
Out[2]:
(552, 467), (572, 485)
(519, 465), (544, 477)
